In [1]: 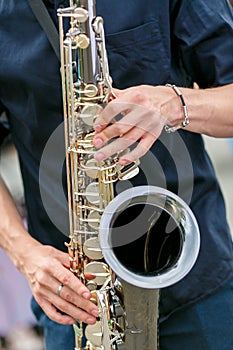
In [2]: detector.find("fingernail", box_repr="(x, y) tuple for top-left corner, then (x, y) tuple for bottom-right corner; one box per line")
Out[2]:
(95, 152), (105, 161)
(86, 317), (96, 324)
(94, 124), (103, 132)
(91, 309), (99, 317)
(93, 138), (104, 148)
(119, 158), (128, 165)
(82, 292), (90, 299)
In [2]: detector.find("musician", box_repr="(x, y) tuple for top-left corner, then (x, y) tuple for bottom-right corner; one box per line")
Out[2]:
(0, 0), (233, 349)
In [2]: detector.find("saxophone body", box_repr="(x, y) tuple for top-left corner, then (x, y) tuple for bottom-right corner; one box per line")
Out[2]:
(57, 2), (200, 349)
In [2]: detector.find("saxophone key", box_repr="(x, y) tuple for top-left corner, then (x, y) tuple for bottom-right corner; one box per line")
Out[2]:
(83, 237), (103, 260)
(85, 182), (101, 204)
(73, 7), (89, 23)
(86, 210), (101, 230)
(85, 322), (102, 348)
(84, 261), (110, 286)
(76, 33), (90, 49)
(83, 84), (99, 98)
(80, 104), (103, 127)
(86, 282), (98, 293)
(83, 159), (99, 178)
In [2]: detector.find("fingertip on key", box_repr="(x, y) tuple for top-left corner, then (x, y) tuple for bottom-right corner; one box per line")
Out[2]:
(91, 309), (99, 318)
(82, 292), (91, 300)
(94, 124), (103, 132)
(93, 137), (104, 148)
(119, 158), (131, 166)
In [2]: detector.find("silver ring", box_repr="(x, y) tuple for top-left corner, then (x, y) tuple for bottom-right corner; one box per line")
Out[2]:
(57, 283), (64, 297)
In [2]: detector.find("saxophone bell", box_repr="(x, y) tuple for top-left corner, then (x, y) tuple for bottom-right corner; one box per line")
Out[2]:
(99, 185), (200, 290)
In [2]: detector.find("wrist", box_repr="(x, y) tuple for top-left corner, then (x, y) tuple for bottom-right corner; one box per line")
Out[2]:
(2, 225), (40, 273)
(164, 84), (190, 133)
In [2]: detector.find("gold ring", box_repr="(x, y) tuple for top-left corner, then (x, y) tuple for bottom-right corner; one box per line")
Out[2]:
(57, 283), (64, 297)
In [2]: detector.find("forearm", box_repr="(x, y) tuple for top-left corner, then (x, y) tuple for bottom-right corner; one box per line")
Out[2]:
(0, 175), (39, 272)
(166, 84), (233, 138)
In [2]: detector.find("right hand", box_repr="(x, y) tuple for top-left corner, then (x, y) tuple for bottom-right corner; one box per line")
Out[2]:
(21, 240), (99, 325)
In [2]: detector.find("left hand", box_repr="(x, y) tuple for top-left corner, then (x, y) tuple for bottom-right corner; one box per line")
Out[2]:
(93, 85), (181, 165)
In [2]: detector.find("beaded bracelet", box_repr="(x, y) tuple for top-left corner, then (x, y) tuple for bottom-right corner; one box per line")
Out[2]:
(164, 83), (190, 133)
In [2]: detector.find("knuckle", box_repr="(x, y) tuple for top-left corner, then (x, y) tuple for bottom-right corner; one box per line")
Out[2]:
(108, 101), (119, 115)
(63, 291), (73, 303)
(36, 270), (47, 285)
(132, 91), (146, 104)
(61, 274), (71, 286)
(46, 245), (57, 255)
(33, 282), (41, 295)
(115, 123), (125, 134)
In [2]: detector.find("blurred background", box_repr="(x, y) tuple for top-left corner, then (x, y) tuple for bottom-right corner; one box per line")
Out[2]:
(204, 137), (233, 233)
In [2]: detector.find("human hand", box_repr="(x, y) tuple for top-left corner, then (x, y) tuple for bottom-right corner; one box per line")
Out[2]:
(93, 85), (182, 165)
(21, 241), (99, 325)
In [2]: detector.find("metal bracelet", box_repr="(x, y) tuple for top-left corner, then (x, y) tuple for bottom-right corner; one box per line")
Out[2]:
(164, 84), (190, 133)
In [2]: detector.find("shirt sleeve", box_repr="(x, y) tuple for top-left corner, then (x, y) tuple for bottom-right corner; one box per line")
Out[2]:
(173, 0), (233, 87)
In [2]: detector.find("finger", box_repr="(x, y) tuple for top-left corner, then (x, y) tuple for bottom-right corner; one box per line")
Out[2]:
(93, 106), (150, 148)
(93, 121), (134, 149)
(38, 285), (98, 324)
(36, 295), (75, 325)
(57, 284), (98, 316)
(94, 126), (146, 162)
(50, 263), (92, 300)
(49, 250), (96, 285)
(33, 271), (99, 322)
(35, 266), (95, 299)
(94, 100), (133, 131)
(119, 132), (156, 164)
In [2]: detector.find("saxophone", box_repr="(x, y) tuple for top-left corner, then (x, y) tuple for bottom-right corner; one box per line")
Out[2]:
(57, 1), (200, 349)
